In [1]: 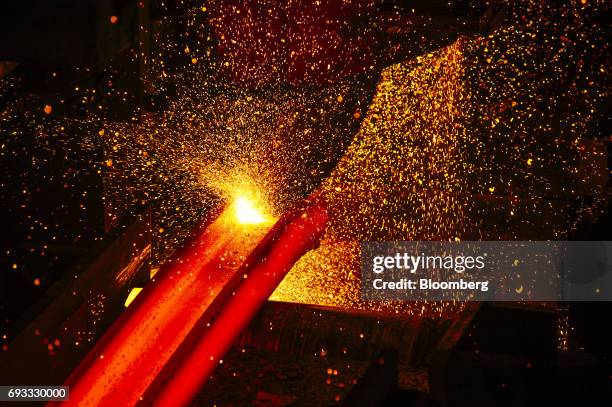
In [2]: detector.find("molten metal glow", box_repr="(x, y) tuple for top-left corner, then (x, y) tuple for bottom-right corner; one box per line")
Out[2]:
(233, 196), (269, 225)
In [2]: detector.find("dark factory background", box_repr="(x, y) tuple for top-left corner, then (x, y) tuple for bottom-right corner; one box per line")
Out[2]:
(1, 1), (611, 406)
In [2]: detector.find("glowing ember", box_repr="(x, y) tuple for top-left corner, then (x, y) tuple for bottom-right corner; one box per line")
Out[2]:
(123, 287), (143, 308)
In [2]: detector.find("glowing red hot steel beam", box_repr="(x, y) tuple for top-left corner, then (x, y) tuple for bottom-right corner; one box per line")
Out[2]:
(142, 199), (328, 406)
(53, 198), (327, 407)
(55, 202), (272, 407)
